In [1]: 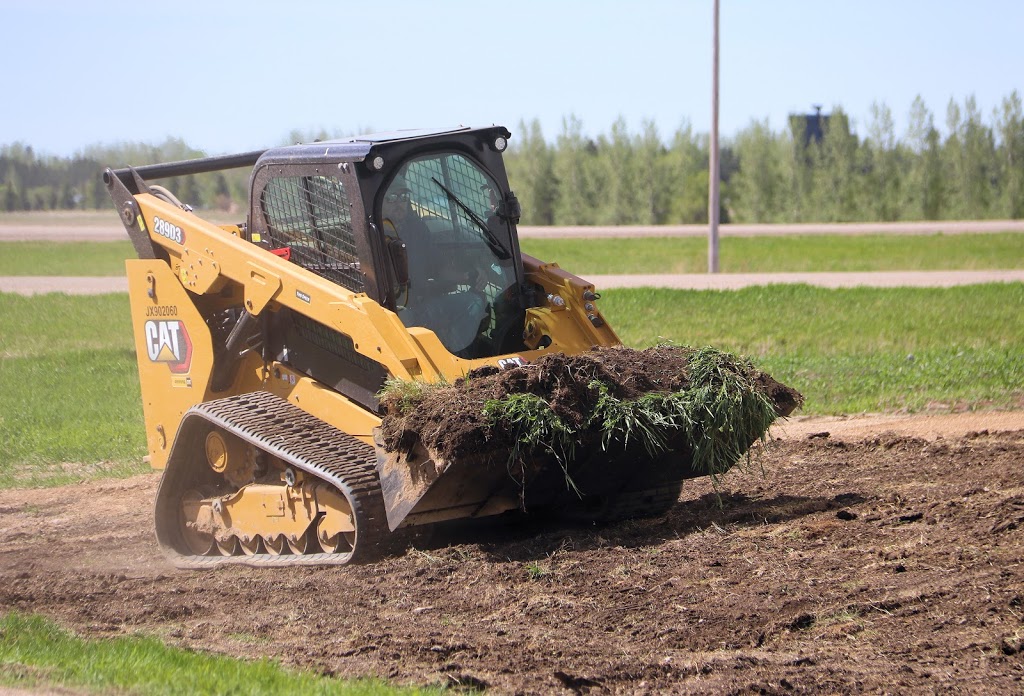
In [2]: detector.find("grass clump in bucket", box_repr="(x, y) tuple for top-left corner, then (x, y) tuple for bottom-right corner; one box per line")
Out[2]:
(378, 345), (802, 493)
(482, 346), (786, 483)
(659, 346), (780, 479)
(379, 377), (436, 415)
(482, 393), (577, 465)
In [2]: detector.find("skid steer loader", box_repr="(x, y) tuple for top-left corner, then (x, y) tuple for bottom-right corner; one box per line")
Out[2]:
(105, 126), (795, 568)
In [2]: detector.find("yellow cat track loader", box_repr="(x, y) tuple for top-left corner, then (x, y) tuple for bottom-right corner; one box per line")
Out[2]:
(104, 126), (637, 568)
(105, 126), (792, 569)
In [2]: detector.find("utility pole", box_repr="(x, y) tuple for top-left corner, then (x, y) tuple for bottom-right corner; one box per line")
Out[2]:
(708, 0), (721, 273)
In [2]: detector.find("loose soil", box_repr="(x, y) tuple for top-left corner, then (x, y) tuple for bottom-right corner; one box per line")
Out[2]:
(2, 414), (1024, 694)
(378, 346), (802, 468)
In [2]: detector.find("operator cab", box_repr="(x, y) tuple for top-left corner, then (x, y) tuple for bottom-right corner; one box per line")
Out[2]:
(247, 126), (529, 360)
(379, 150), (522, 357)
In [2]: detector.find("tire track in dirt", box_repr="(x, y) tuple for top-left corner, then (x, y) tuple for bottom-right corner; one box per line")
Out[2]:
(1, 420), (1023, 693)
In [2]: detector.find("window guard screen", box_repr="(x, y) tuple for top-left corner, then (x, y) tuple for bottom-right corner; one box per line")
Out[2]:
(260, 175), (365, 293)
(292, 314), (376, 372)
(402, 154), (493, 240)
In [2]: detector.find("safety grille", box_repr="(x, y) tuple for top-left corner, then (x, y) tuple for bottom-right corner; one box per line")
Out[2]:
(260, 175), (365, 293)
(402, 154), (493, 238)
(292, 314), (376, 372)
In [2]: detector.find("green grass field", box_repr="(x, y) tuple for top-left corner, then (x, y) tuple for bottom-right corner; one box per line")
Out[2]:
(0, 241), (134, 276)
(520, 232), (1024, 274)
(0, 613), (439, 696)
(2, 284), (1022, 490)
(2, 232), (1022, 276)
(0, 293), (147, 487)
(604, 283), (1024, 414)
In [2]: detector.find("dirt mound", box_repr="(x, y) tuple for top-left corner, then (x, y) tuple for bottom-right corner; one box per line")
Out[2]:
(379, 346), (803, 481)
(2, 425), (1024, 693)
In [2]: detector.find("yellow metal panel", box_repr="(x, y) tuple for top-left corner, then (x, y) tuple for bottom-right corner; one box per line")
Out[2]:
(521, 253), (621, 349)
(179, 246), (222, 294)
(213, 483), (328, 538)
(126, 260), (214, 470)
(133, 194), (440, 382)
(242, 261), (282, 315)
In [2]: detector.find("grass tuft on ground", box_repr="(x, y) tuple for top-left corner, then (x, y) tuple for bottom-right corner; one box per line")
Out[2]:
(0, 293), (147, 486)
(0, 612), (438, 695)
(520, 232), (1024, 274)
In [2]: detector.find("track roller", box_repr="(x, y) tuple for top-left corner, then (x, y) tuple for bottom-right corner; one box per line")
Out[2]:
(155, 392), (392, 568)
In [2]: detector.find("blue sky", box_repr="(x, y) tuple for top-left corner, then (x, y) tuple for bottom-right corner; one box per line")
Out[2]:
(2, 0), (1022, 156)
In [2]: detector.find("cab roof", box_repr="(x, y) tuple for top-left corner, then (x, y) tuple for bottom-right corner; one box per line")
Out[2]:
(256, 125), (510, 168)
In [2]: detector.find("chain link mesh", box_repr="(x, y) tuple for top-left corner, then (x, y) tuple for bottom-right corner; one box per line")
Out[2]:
(260, 175), (365, 293)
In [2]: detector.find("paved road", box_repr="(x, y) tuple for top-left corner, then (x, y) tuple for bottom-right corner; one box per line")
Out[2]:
(585, 270), (1024, 290)
(3, 270), (1023, 296)
(3, 219), (1024, 242)
(778, 410), (1024, 442)
(0, 225), (127, 242)
(3, 220), (1022, 295)
(0, 276), (131, 295)
(518, 219), (1024, 239)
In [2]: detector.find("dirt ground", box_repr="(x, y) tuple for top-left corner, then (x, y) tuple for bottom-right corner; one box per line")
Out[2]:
(2, 411), (1024, 694)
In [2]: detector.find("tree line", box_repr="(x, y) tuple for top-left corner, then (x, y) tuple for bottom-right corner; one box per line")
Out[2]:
(3, 94), (1022, 224)
(1, 138), (251, 215)
(505, 92), (1024, 225)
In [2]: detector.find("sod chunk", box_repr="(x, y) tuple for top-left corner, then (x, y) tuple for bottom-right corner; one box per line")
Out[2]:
(379, 345), (802, 483)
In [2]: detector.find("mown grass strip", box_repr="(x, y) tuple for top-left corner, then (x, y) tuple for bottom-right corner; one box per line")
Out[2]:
(2, 284), (1022, 487)
(0, 294), (147, 485)
(600, 283), (1024, 414)
(0, 292), (133, 356)
(2, 232), (1024, 277)
(0, 613), (439, 695)
(0, 241), (135, 276)
(521, 232), (1024, 274)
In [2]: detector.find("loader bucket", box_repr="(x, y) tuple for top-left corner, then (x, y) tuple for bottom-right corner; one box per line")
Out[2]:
(375, 345), (804, 530)
(375, 439), (525, 530)
(375, 417), (773, 531)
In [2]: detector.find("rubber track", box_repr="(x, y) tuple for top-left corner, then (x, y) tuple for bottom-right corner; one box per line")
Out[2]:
(157, 391), (392, 569)
(601, 483), (684, 521)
